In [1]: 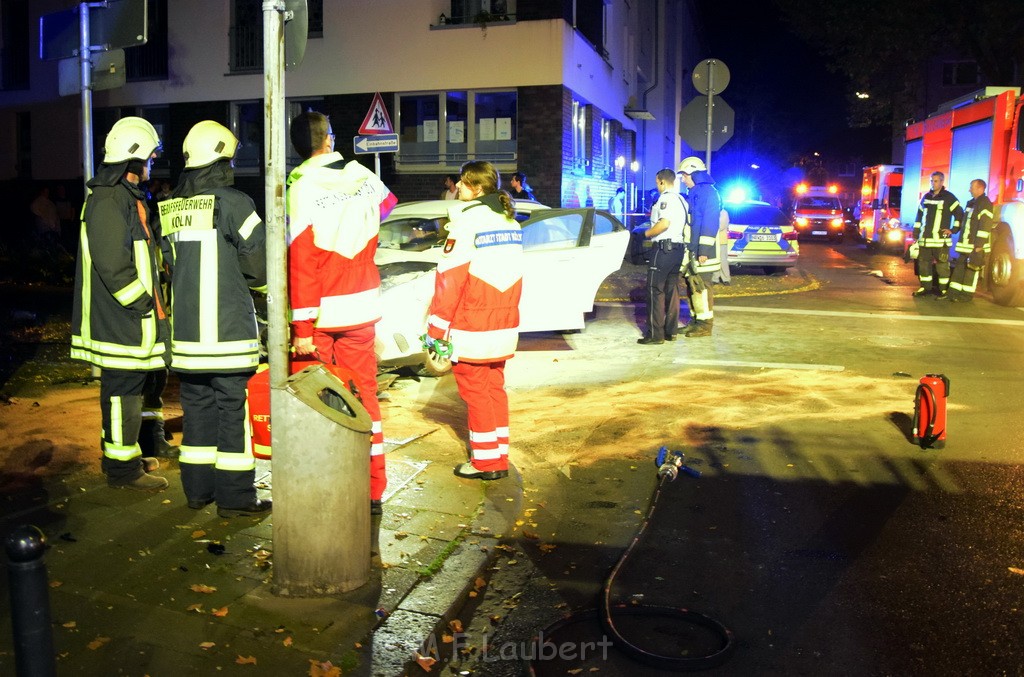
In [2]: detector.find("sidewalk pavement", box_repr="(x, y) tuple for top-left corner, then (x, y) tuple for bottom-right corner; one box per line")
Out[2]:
(0, 425), (522, 676)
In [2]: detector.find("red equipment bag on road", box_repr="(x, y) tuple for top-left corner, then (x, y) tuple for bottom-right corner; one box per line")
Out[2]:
(913, 373), (949, 450)
(246, 360), (359, 459)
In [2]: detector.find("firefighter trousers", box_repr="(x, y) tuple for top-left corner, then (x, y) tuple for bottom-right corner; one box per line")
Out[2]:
(313, 325), (386, 501)
(139, 368), (169, 455)
(99, 368), (155, 481)
(685, 270), (715, 322)
(917, 246), (950, 290)
(177, 372), (256, 508)
(452, 359), (509, 473)
(949, 255), (983, 298)
(646, 245), (686, 341)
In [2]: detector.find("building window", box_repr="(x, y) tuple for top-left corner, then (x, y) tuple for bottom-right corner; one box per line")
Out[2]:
(572, 100), (592, 173)
(942, 61), (980, 87)
(231, 101), (263, 174)
(1, 0), (30, 91)
(395, 89), (517, 172)
(126, 0), (168, 81)
(447, 0), (516, 24)
(308, 0), (323, 37)
(574, 0), (606, 57)
(230, 0), (263, 73)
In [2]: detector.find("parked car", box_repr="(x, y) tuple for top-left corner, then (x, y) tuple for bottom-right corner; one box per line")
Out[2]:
(725, 200), (799, 274)
(375, 204), (629, 375)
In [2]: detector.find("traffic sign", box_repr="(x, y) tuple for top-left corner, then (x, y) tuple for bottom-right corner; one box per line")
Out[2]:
(353, 133), (399, 155)
(284, 0), (307, 71)
(679, 97), (735, 151)
(358, 93), (394, 134)
(58, 49), (126, 96)
(692, 58), (730, 96)
(40, 0), (147, 61)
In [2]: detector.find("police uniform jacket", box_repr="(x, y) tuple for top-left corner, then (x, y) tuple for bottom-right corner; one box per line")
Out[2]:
(286, 152), (397, 338)
(686, 170), (722, 273)
(955, 194), (994, 255)
(427, 193), (524, 363)
(913, 188), (964, 247)
(649, 189), (689, 246)
(159, 162), (267, 373)
(71, 162), (170, 371)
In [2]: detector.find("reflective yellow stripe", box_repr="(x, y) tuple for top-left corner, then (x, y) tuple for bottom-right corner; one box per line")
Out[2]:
(70, 348), (167, 370)
(253, 443), (271, 458)
(179, 445), (217, 465)
(698, 235), (717, 246)
(111, 396), (124, 447)
(104, 442), (141, 461)
(199, 234), (218, 344)
(79, 223), (93, 343)
(239, 211), (261, 240)
(71, 334), (163, 359)
(173, 339), (260, 355)
(216, 450), (256, 472)
(172, 353), (260, 371)
(114, 279), (147, 305)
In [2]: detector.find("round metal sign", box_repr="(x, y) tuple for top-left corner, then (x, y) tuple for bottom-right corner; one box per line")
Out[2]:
(284, 0), (308, 72)
(692, 58), (730, 96)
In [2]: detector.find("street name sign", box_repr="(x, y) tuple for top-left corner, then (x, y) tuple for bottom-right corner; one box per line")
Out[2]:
(353, 133), (399, 155)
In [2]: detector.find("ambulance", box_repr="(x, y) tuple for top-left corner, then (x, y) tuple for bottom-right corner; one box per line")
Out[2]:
(903, 86), (1024, 306)
(858, 165), (906, 253)
(791, 183), (845, 242)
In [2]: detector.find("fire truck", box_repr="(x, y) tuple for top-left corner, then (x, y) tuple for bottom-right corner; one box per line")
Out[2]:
(858, 164), (905, 253)
(903, 86), (1024, 306)
(791, 183), (846, 242)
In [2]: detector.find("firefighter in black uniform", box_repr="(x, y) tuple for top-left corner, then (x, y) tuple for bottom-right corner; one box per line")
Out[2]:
(912, 171), (964, 298)
(947, 178), (994, 302)
(71, 117), (170, 490)
(637, 168), (689, 344)
(159, 121), (270, 517)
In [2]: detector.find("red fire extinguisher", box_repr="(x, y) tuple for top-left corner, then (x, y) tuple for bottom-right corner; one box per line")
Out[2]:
(913, 374), (949, 449)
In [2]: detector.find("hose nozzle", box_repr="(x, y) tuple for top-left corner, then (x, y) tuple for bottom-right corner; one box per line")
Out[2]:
(655, 445), (701, 481)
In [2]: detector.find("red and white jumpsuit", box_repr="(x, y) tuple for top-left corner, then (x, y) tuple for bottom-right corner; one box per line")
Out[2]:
(286, 152), (397, 500)
(427, 194), (524, 472)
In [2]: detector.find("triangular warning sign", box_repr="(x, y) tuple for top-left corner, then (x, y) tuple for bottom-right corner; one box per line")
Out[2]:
(358, 92), (394, 134)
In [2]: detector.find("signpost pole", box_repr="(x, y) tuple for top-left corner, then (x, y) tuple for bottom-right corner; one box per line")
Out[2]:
(704, 63), (714, 174)
(374, 152), (380, 178)
(79, 2), (93, 191)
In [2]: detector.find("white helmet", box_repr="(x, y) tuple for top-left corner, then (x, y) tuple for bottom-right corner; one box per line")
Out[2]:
(183, 120), (239, 169)
(103, 116), (161, 164)
(678, 156), (707, 174)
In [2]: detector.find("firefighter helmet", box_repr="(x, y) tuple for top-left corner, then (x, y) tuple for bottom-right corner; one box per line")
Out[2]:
(678, 156), (707, 174)
(183, 120), (239, 169)
(103, 117), (161, 164)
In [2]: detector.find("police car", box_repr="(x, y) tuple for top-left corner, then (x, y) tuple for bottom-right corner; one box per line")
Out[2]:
(375, 201), (630, 375)
(725, 200), (800, 274)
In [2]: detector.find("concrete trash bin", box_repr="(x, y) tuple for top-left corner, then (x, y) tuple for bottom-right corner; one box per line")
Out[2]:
(271, 363), (372, 595)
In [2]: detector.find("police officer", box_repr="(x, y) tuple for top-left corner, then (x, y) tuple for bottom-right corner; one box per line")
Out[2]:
(70, 117), (169, 490)
(912, 171), (964, 298)
(637, 168), (688, 345)
(947, 178), (994, 302)
(677, 156), (722, 337)
(159, 121), (270, 517)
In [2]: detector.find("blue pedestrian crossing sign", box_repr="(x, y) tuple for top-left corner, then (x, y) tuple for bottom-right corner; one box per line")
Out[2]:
(353, 133), (399, 155)
(358, 92), (394, 134)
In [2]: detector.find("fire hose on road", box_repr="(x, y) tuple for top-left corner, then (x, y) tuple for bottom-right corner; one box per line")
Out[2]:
(528, 447), (735, 673)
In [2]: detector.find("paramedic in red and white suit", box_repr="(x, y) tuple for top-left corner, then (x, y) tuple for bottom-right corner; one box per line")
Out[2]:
(286, 111), (397, 510)
(427, 161), (524, 481)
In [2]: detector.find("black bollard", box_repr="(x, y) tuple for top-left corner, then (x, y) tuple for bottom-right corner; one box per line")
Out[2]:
(5, 525), (56, 677)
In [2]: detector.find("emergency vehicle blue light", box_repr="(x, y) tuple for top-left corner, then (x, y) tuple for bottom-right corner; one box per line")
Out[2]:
(723, 183), (750, 203)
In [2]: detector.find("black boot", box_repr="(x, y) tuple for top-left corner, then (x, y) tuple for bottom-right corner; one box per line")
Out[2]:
(140, 420), (179, 458)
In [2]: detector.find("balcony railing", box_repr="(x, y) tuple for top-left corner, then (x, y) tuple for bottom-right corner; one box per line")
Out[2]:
(230, 24), (263, 73)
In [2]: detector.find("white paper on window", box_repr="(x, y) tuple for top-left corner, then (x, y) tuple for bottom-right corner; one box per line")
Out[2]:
(479, 118), (495, 141)
(423, 120), (438, 142)
(495, 117), (512, 140)
(449, 121), (465, 143)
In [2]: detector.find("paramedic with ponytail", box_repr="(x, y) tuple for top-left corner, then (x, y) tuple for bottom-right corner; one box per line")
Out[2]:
(426, 161), (525, 480)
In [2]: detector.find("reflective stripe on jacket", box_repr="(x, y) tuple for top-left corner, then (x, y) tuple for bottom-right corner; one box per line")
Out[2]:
(913, 188), (963, 247)
(954, 195), (994, 254)
(686, 171), (722, 273)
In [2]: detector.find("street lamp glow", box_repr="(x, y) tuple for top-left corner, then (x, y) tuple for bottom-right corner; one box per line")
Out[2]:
(630, 160), (640, 172)
(856, 91), (870, 99)
(750, 163), (760, 170)
(615, 155), (625, 170)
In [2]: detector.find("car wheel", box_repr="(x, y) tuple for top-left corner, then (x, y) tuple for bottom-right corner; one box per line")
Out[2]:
(416, 350), (452, 377)
(989, 229), (1024, 307)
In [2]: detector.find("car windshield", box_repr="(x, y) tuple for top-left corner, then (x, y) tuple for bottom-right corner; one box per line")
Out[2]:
(888, 186), (902, 208)
(726, 203), (790, 226)
(379, 217), (446, 251)
(378, 260), (436, 292)
(521, 213), (583, 250)
(796, 197), (842, 210)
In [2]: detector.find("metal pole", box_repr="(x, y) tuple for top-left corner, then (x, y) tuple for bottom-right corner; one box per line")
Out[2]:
(374, 152), (380, 178)
(80, 3), (101, 379)
(263, 0), (289, 391)
(704, 62), (714, 174)
(6, 525), (56, 677)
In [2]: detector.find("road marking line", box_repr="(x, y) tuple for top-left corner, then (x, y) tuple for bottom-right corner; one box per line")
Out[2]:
(714, 305), (1024, 327)
(672, 358), (845, 372)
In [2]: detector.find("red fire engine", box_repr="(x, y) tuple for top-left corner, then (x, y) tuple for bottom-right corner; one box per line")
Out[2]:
(903, 86), (1024, 306)
(858, 164), (905, 253)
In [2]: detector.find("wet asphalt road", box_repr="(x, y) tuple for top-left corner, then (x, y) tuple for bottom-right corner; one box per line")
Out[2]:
(435, 239), (1024, 676)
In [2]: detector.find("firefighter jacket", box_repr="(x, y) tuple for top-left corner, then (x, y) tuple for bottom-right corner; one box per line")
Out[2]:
(913, 188), (964, 248)
(427, 194), (524, 363)
(955, 194), (994, 255)
(159, 162), (267, 373)
(71, 163), (170, 371)
(686, 171), (722, 273)
(286, 152), (397, 338)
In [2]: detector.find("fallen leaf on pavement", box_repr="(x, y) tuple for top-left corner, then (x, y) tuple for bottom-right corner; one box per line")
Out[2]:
(414, 652), (436, 671)
(442, 634), (454, 644)
(308, 659), (342, 677)
(235, 655), (257, 665)
(1009, 567), (1024, 575)
(521, 529), (539, 540)
(62, 621), (76, 629)
(190, 584), (217, 594)
(199, 642), (216, 650)
(538, 543), (557, 553)
(49, 581), (63, 588)
(87, 636), (110, 650)
(283, 636), (293, 647)
(191, 530), (206, 539)
(212, 606), (229, 617)
(185, 604), (203, 612)
(448, 619), (464, 633)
